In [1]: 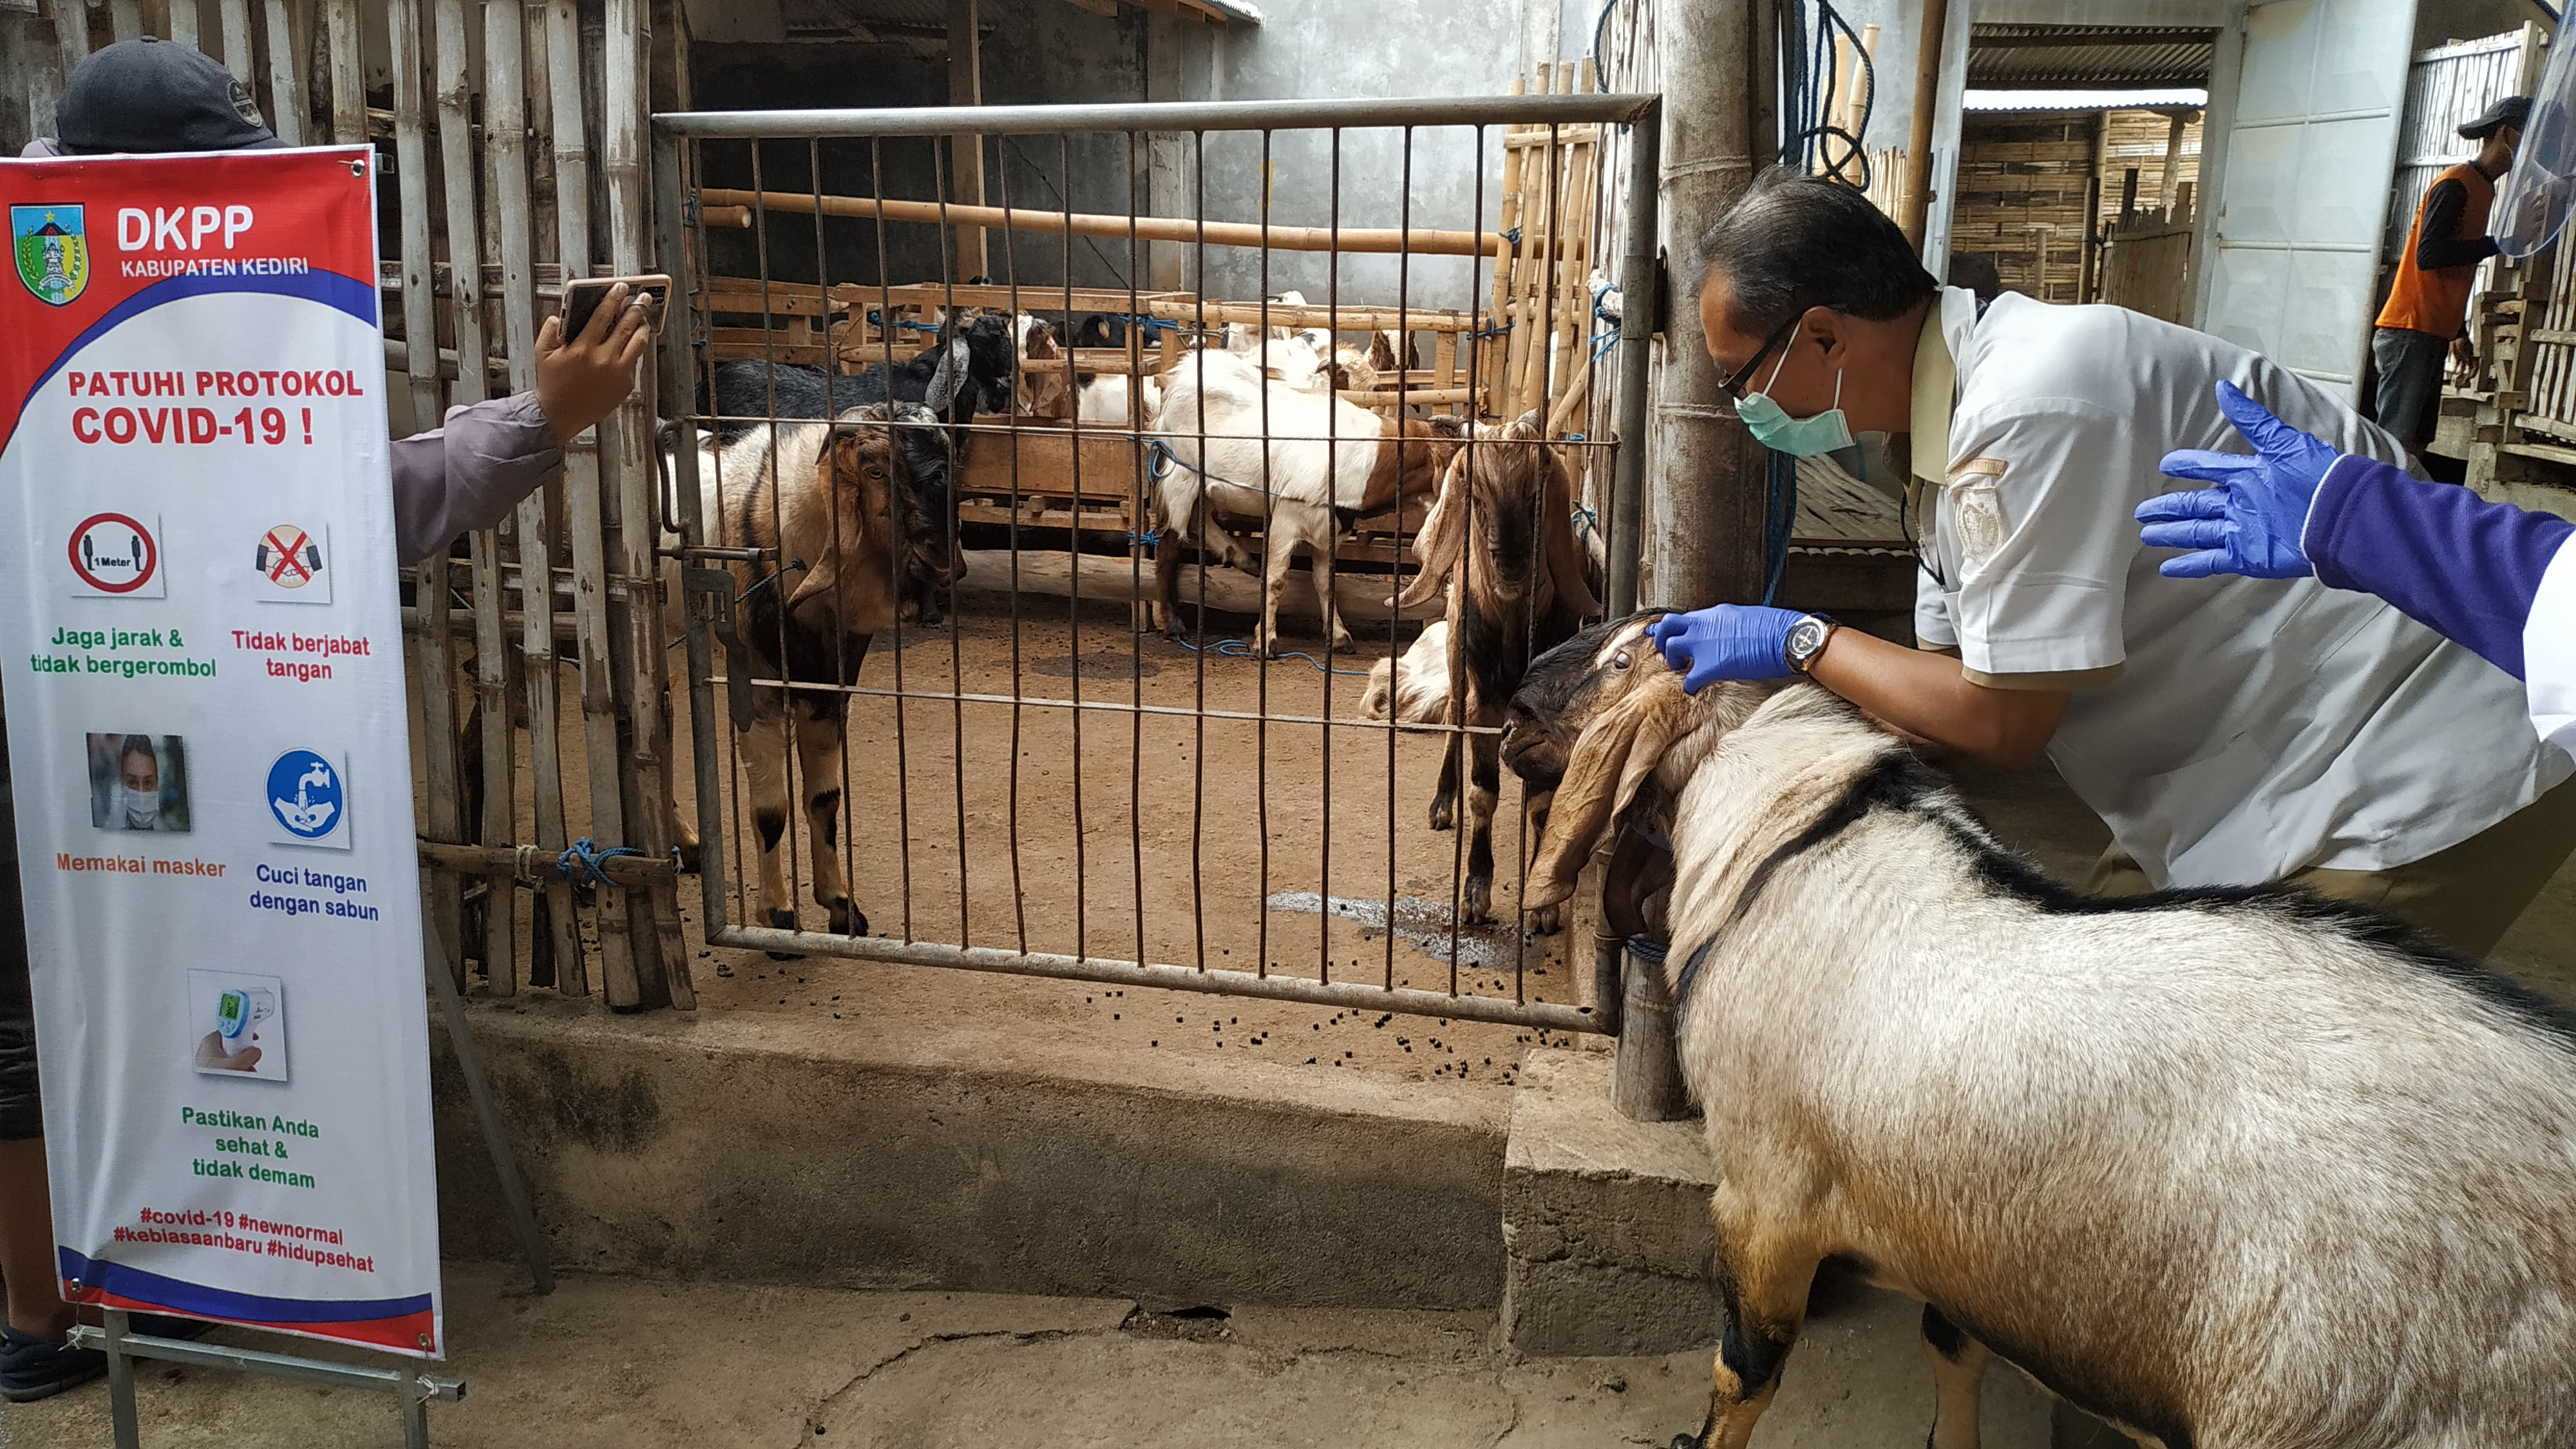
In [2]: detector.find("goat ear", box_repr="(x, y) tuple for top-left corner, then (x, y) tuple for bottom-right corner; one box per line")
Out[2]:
(1524, 677), (1687, 911)
(1396, 457), (1464, 607)
(1540, 451), (1602, 618)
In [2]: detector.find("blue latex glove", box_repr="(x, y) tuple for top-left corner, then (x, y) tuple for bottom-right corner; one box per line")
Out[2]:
(2136, 381), (2341, 580)
(1647, 604), (1802, 693)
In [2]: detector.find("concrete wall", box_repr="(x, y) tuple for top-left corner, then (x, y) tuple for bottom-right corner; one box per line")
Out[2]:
(687, 0), (1577, 310)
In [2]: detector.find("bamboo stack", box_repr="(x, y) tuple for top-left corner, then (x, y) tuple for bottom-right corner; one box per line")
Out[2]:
(1491, 61), (1603, 426)
(30, 0), (688, 1010)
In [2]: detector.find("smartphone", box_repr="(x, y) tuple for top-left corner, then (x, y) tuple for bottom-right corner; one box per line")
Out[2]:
(560, 272), (670, 340)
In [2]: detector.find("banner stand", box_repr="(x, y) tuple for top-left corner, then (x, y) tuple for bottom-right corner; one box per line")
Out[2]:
(68, 914), (548, 1447)
(80, 1308), (464, 1449)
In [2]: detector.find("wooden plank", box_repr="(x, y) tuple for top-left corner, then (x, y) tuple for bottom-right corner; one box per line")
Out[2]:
(699, 189), (1520, 260)
(168, 0), (200, 48)
(217, 0), (252, 80)
(954, 549), (1440, 625)
(324, 0), (363, 142)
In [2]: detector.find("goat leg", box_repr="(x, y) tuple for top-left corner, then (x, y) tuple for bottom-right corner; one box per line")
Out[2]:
(1460, 728), (1500, 924)
(1674, 1193), (1820, 1449)
(741, 706), (804, 957)
(1524, 789), (1560, 935)
(1922, 1307), (1991, 1449)
(1430, 740), (1459, 832)
(796, 686), (868, 939)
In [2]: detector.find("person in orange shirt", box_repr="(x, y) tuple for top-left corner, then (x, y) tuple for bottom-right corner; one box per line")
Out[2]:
(2374, 95), (2527, 452)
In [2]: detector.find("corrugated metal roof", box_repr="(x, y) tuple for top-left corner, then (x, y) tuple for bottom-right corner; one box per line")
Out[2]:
(1965, 87), (2206, 113)
(1969, 24), (2217, 89)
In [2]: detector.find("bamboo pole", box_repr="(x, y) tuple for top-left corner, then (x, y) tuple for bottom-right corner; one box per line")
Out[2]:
(516, 0), (580, 986)
(603, 0), (692, 1009)
(547, 0), (613, 1000)
(261, 0), (300, 146)
(324, 0), (361, 143)
(217, 0), (249, 82)
(431, 0), (489, 991)
(1899, 0), (1949, 251)
(52, 0), (90, 75)
(109, 0), (140, 43)
(694, 189), (1518, 260)
(168, 0), (199, 48)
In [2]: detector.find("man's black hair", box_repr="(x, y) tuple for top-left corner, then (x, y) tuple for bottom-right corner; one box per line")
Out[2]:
(1689, 166), (1939, 336)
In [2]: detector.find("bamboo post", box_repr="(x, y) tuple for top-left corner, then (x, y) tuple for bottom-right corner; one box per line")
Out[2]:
(547, 0), (614, 1001)
(605, 0), (692, 1008)
(515, 1), (580, 985)
(2156, 111), (2188, 214)
(261, 0), (300, 146)
(51, 0), (90, 75)
(431, 0), (490, 990)
(168, 0), (198, 48)
(1848, 23), (1877, 139)
(1491, 75), (1526, 416)
(109, 0), (140, 43)
(217, 0), (250, 82)
(324, 0), (361, 143)
(1899, 0), (1949, 251)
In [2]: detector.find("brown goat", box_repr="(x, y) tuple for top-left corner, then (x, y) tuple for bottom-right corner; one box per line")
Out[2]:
(666, 406), (951, 941)
(1392, 410), (1598, 924)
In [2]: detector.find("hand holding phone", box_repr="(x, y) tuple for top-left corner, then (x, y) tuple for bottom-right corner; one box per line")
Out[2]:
(536, 276), (665, 445)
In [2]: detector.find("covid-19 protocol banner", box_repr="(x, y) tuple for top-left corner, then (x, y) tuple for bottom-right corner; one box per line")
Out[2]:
(0, 146), (442, 1356)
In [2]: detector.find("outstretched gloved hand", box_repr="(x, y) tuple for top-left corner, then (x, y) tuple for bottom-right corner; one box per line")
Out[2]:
(1647, 604), (1803, 694)
(2136, 381), (2341, 580)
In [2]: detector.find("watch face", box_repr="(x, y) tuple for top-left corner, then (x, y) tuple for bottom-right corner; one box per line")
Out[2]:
(1788, 618), (1827, 663)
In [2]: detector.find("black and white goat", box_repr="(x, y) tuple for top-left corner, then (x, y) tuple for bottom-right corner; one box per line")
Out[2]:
(1506, 614), (2576, 1449)
(664, 406), (952, 942)
(1388, 413), (1596, 924)
(708, 359), (963, 624)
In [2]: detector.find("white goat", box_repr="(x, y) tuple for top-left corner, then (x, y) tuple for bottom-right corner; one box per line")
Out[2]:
(1510, 616), (2576, 1449)
(1359, 620), (1451, 723)
(1075, 372), (1160, 429)
(1149, 347), (1452, 655)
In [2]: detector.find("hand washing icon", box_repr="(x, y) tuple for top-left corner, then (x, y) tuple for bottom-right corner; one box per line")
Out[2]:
(265, 750), (344, 841)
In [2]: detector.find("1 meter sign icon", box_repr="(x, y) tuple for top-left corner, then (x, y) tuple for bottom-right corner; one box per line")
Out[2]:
(66, 511), (162, 598)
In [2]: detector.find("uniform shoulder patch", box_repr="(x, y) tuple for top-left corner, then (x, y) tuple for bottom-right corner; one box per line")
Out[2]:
(1944, 457), (2009, 568)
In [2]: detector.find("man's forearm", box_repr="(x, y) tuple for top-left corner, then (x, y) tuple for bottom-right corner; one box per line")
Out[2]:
(1805, 629), (2069, 767)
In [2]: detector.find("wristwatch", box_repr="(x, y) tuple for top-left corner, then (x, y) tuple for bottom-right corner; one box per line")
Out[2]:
(1784, 613), (1839, 674)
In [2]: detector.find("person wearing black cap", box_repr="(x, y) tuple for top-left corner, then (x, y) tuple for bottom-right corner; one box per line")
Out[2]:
(2372, 93), (2529, 453)
(1, 38), (654, 1403)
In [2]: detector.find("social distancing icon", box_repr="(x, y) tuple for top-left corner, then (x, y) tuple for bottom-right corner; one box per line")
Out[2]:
(66, 511), (162, 598)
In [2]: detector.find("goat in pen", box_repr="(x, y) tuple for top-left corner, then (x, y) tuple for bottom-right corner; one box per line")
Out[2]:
(1388, 412), (1596, 925)
(663, 406), (954, 941)
(1148, 346), (1461, 656)
(1506, 614), (2576, 1449)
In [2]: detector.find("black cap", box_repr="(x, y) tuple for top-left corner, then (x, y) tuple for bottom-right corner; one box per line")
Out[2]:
(2459, 95), (2532, 140)
(57, 37), (283, 155)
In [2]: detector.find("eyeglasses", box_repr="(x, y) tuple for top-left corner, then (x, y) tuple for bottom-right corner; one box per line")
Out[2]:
(1717, 316), (1802, 401)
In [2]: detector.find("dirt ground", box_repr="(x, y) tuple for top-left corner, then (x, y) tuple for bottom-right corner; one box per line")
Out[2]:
(431, 593), (2576, 1090)
(5, 1260), (2054, 1449)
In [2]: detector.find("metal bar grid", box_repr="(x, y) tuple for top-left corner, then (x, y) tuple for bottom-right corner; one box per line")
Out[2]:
(658, 97), (1658, 1035)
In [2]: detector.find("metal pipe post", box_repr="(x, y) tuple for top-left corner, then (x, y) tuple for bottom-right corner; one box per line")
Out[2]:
(1647, 2), (1771, 610)
(1611, 940), (1689, 1121)
(1606, 99), (1659, 616)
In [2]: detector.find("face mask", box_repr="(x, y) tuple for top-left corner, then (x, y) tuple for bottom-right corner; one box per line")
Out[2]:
(122, 787), (159, 828)
(1736, 342), (1855, 457)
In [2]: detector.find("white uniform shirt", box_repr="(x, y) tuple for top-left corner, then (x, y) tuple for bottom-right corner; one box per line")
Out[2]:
(1912, 287), (2571, 887)
(2533, 543), (2576, 754)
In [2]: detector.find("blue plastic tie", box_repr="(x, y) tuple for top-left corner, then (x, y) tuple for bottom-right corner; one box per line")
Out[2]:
(558, 837), (646, 889)
(1174, 634), (1373, 678)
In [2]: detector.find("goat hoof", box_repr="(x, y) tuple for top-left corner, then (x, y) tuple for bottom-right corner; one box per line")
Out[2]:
(826, 898), (869, 937)
(674, 839), (703, 875)
(1429, 801), (1455, 831)
(1529, 905), (1560, 936)
(1460, 880), (1492, 926)
(765, 907), (803, 960)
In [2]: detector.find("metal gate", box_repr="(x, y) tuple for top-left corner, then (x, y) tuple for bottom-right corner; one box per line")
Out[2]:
(653, 93), (1658, 1034)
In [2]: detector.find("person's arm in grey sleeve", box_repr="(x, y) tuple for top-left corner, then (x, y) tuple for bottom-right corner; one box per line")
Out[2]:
(389, 280), (660, 565)
(391, 393), (563, 565)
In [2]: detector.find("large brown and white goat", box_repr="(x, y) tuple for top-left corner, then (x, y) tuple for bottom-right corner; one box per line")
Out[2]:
(1506, 615), (2576, 1449)
(1148, 346), (1460, 655)
(666, 406), (952, 940)
(1389, 413), (1596, 923)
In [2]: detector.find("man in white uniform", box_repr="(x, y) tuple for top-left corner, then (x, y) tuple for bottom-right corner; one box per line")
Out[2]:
(1647, 169), (2575, 954)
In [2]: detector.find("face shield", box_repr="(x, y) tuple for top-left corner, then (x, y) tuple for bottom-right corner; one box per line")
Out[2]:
(2496, 58), (2575, 258)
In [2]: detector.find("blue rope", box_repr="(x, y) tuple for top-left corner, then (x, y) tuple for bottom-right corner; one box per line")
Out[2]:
(558, 837), (646, 889)
(1175, 634), (1374, 678)
(1128, 528), (1162, 547)
(866, 311), (944, 334)
(1761, 451), (1797, 606)
(1570, 503), (1599, 542)
(1466, 319), (1513, 341)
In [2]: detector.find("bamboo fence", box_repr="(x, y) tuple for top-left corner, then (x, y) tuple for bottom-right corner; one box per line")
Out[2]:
(29, 0), (691, 1009)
